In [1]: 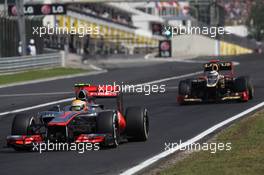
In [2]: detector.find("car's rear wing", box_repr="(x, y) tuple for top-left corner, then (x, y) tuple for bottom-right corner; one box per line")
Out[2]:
(74, 83), (121, 98)
(204, 61), (233, 72)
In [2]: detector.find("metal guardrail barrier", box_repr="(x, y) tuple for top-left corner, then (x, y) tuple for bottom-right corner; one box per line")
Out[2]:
(0, 52), (64, 74)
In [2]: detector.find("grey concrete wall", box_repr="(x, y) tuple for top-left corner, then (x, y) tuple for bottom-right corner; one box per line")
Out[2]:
(171, 35), (218, 57)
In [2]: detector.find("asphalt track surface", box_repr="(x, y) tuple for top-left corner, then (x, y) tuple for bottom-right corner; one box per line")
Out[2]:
(0, 54), (264, 175)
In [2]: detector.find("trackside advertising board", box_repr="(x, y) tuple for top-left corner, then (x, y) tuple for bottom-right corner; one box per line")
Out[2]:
(8, 4), (67, 16)
(159, 40), (171, 57)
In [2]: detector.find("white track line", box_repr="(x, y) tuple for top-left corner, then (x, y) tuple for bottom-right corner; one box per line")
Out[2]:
(120, 101), (264, 175)
(0, 92), (73, 98)
(89, 64), (104, 71)
(0, 70), (107, 89)
(0, 98), (74, 117)
(0, 71), (201, 117)
(165, 86), (178, 90)
(138, 71), (203, 86)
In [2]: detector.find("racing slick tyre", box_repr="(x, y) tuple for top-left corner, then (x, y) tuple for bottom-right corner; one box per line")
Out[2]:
(178, 79), (192, 96)
(11, 113), (39, 135)
(125, 107), (149, 141)
(245, 76), (254, 100)
(11, 113), (39, 151)
(178, 79), (192, 105)
(234, 76), (253, 102)
(96, 111), (120, 148)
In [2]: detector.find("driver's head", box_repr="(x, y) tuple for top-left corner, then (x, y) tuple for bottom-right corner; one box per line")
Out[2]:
(71, 99), (88, 111)
(208, 70), (219, 79)
(207, 70), (220, 86)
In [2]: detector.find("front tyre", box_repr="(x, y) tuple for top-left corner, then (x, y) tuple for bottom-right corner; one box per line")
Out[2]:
(178, 79), (192, 105)
(96, 111), (119, 148)
(11, 113), (38, 135)
(125, 107), (149, 141)
(234, 76), (253, 102)
(11, 113), (39, 151)
(245, 76), (254, 100)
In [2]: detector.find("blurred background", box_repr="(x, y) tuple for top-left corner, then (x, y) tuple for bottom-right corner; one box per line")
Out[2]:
(0, 0), (263, 71)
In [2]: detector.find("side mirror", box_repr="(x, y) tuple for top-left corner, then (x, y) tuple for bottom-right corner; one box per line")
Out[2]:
(48, 105), (61, 112)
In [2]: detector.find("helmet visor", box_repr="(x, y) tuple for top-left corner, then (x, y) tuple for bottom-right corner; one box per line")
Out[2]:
(207, 74), (218, 86)
(72, 105), (83, 111)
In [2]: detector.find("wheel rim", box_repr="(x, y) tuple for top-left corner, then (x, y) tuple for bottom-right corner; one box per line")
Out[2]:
(112, 114), (119, 146)
(143, 110), (149, 139)
(28, 117), (36, 135)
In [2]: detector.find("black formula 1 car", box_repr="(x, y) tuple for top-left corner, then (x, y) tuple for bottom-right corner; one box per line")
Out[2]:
(7, 84), (149, 151)
(177, 60), (254, 105)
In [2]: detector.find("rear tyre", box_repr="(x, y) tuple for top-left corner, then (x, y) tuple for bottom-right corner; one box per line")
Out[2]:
(125, 107), (149, 141)
(96, 111), (119, 148)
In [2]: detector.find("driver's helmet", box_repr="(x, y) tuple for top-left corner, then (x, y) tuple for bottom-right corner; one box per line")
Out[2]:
(71, 99), (88, 111)
(207, 70), (220, 87)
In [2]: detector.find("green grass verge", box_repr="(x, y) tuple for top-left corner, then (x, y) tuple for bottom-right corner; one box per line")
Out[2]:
(160, 111), (264, 175)
(0, 68), (87, 85)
